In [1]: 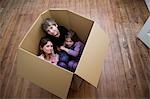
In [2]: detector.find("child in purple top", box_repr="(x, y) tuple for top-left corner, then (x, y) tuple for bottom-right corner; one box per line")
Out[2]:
(60, 31), (84, 72)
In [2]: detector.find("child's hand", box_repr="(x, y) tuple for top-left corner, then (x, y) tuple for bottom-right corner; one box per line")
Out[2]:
(51, 55), (58, 65)
(57, 47), (61, 51)
(60, 46), (69, 52)
(60, 46), (66, 51)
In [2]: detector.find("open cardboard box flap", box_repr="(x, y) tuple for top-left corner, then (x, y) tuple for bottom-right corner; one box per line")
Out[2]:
(75, 22), (109, 87)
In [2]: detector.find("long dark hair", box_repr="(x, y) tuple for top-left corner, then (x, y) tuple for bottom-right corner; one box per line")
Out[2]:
(38, 37), (53, 56)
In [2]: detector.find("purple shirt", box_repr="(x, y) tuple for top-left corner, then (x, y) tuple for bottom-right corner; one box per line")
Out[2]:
(67, 41), (84, 61)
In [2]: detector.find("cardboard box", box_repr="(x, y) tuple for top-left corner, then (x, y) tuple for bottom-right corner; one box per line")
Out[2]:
(17, 8), (109, 99)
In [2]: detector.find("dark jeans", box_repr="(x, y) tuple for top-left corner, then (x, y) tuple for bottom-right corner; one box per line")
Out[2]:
(57, 51), (69, 69)
(57, 51), (78, 72)
(68, 60), (78, 72)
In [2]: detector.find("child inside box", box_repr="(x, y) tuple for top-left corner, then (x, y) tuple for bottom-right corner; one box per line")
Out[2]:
(60, 31), (84, 72)
(38, 37), (59, 65)
(39, 18), (84, 72)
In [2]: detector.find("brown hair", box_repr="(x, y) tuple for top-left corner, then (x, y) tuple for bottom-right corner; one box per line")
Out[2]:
(38, 37), (53, 56)
(42, 18), (57, 32)
(66, 30), (79, 42)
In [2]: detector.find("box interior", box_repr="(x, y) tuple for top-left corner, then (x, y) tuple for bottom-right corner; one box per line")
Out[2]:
(20, 10), (94, 70)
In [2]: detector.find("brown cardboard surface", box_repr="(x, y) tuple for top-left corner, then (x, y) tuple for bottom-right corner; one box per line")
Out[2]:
(75, 23), (109, 87)
(40, 9), (51, 19)
(50, 10), (70, 29)
(17, 48), (73, 99)
(20, 16), (44, 55)
(69, 11), (93, 43)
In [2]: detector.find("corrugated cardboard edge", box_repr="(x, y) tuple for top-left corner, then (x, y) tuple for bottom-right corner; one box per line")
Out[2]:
(75, 22), (109, 87)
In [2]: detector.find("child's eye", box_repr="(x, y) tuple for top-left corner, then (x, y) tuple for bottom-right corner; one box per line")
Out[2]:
(46, 45), (50, 47)
(52, 24), (56, 26)
(50, 27), (53, 29)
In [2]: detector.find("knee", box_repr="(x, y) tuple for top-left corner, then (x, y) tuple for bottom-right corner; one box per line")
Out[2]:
(57, 62), (68, 69)
(68, 61), (78, 72)
(59, 52), (69, 63)
(60, 56), (69, 63)
(68, 61), (74, 67)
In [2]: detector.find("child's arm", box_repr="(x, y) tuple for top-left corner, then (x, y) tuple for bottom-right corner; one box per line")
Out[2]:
(60, 42), (82, 57)
(67, 43), (80, 57)
(60, 46), (70, 52)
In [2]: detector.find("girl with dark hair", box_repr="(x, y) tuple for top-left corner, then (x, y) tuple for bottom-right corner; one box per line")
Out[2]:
(38, 37), (59, 65)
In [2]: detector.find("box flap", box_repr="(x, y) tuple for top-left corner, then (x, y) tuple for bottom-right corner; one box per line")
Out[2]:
(75, 23), (109, 87)
(17, 48), (73, 99)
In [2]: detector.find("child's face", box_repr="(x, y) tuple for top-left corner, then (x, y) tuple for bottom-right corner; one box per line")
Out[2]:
(65, 38), (74, 48)
(42, 41), (54, 54)
(46, 24), (60, 38)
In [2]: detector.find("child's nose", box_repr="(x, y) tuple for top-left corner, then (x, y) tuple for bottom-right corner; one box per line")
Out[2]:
(50, 47), (53, 50)
(52, 32), (55, 34)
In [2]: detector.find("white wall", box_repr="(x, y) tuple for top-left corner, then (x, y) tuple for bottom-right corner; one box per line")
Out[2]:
(145, 0), (150, 11)
(137, 0), (150, 48)
(138, 16), (150, 48)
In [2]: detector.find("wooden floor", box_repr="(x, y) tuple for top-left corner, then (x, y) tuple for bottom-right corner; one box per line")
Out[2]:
(0, 0), (150, 99)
